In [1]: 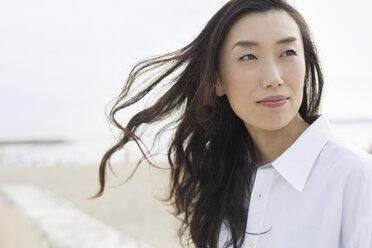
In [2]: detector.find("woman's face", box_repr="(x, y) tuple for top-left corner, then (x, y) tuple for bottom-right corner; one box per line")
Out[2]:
(216, 9), (306, 133)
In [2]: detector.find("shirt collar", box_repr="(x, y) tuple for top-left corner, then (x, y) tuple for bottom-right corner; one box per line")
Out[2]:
(268, 115), (334, 192)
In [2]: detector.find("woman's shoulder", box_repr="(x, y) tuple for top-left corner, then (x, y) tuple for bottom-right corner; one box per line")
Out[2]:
(321, 135), (372, 180)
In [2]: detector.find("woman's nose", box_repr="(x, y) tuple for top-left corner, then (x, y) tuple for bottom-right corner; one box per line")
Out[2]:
(262, 61), (283, 88)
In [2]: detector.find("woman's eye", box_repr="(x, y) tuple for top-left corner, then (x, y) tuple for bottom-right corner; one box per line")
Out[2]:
(239, 54), (257, 61)
(281, 49), (297, 57)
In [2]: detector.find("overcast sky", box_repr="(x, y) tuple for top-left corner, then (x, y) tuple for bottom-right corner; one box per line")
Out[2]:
(1, 0), (371, 142)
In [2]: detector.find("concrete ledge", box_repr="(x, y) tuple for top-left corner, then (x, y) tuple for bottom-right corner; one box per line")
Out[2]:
(0, 184), (152, 248)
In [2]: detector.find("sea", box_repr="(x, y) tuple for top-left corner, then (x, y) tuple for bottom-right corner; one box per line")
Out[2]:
(0, 121), (371, 167)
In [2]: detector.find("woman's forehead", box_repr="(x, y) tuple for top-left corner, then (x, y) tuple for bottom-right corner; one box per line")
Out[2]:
(223, 9), (302, 49)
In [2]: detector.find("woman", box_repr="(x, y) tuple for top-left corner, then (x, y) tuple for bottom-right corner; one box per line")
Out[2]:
(95, 0), (372, 247)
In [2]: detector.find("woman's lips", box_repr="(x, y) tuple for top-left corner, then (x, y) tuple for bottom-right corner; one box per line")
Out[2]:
(257, 97), (289, 107)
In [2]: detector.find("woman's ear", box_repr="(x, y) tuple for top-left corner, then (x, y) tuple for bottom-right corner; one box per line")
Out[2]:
(215, 78), (225, 97)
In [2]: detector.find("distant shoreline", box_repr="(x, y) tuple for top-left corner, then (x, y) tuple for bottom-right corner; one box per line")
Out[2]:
(329, 118), (372, 124)
(0, 139), (70, 146)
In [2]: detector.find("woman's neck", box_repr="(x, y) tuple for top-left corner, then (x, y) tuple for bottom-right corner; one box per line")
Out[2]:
(247, 114), (310, 166)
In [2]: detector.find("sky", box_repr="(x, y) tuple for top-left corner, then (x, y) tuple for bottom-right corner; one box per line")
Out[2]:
(1, 0), (372, 143)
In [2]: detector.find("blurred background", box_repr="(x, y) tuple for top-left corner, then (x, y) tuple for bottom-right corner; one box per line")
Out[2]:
(0, 0), (371, 247)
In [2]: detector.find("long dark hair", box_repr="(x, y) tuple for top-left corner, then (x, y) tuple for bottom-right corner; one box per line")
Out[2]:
(94, 0), (323, 247)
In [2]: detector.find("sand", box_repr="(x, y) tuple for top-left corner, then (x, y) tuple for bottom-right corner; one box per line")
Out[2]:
(0, 162), (188, 248)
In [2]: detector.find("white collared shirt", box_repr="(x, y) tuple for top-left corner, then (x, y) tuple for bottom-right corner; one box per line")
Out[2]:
(218, 115), (372, 248)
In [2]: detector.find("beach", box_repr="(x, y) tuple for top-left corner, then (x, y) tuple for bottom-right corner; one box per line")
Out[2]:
(0, 163), (185, 248)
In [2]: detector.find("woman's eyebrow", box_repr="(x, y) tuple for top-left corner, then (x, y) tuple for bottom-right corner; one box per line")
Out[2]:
(231, 36), (298, 50)
(276, 36), (297, 45)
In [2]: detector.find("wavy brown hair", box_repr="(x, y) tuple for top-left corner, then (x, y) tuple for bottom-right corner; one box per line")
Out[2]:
(94, 0), (323, 247)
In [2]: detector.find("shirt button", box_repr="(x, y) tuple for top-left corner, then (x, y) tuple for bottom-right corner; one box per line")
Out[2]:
(281, 178), (286, 185)
(247, 241), (254, 248)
